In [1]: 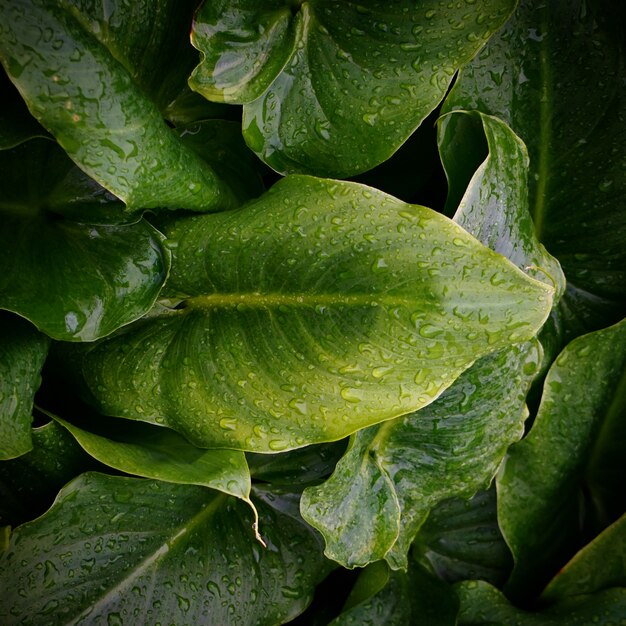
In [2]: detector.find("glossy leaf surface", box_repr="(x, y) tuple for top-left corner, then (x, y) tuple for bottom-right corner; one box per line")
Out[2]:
(191, 0), (516, 177)
(52, 414), (251, 500)
(457, 581), (626, 625)
(0, 314), (49, 459)
(330, 561), (458, 626)
(498, 317), (626, 600)
(61, 176), (553, 451)
(0, 140), (170, 341)
(413, 488), (512, 587)
(443, 0), (626, 333)
(542, 514), (626, 601)
(301, 341), (541, 569)
(0, 0), (235, 212)
(0, 473), (330, 626)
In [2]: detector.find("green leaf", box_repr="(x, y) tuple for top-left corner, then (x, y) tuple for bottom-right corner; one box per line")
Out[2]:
(456, 580), (626, 625)
(413, 488), (513, 587)
(442, 111), (564, 301)
(0, 0), (236, 212)
(0, 473), (330, 626)
(0, 421), (97, 527)
(0, 313), (49, 459)
(330, 561), (458, 626)
(443, 0), (626, 333)
(50, 413), (251, 500)
(301, 340), (541, 570)
(60, 175), (553, 452)
(190, 0), (516, 177)
(498, 317), (626, 601)
(542, 514), (626, 602)
(0, 139), (170, 341)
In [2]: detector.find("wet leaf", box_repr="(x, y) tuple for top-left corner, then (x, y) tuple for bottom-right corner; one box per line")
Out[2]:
(542, 514), (626, 602)
(0, 139), (170, 341)
(301, 341), (541, 569)
(190, 0), (516, 177)
(0, 473), (330, 626)
(330, 560), (457, 626)
(0, 0), (236, 212)
(456, 580), (626, 625)
(498, 317), (626, 601)
(59, 176), (553, 452)
(0, 313), (49, 459)
(443, 0), (626, 334)
(413, 488), (513, 587)
(51, 413), (251, 501)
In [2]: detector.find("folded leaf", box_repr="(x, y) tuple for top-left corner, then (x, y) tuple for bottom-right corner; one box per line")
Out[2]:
(0, 0), (235, 211)
(0, 139), (170, 341)
(60, 176), (553, 452)
(456, 580), (626, 625)
(0, 473), (330, 626)
(498, 317), (626, 601)
(0, 313), (49, 459)
(301, 341), (541, 569)
(190, 0), (516, 177)
(443, 0), (626, 333)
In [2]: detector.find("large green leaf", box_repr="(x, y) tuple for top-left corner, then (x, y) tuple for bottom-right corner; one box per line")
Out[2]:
(498, 317), (626, 601)
(190, 0), (516, 177)
(0, 313), (49, 459)
(301, 340), (541, 570)
(60, 175), (553, 452)
(456, 580), (626, 625)
(413, 488), (513, 587)
(443, 0), (626, 333)
(0, 139), (170, 341)
(329, 560), (458, 626)
(0, 473), (330, 625)
(0, 0), (236, 212)
(542, 514), (626, 602)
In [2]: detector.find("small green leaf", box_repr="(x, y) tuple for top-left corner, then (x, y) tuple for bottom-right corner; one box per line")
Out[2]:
(191, 0), (516, 177)
(0, 0), (236, 211)
(60, 176), (553, 451)
(301, 341), (541, 569)
(0, 313), (49, 459)
(330, 561), (458, 626)
(413, 488), (513, 587)
(0, 473), (330, 626)
(51, 413), (251, 501)
(456, 580), (626, 625)
(498, 317), (626, 601)
(0, 140), (170, 341)
(542, 514), (626, 602)
(443, 0), (626, 334)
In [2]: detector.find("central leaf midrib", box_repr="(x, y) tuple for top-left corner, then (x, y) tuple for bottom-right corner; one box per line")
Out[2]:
(184, 292), (423, 310)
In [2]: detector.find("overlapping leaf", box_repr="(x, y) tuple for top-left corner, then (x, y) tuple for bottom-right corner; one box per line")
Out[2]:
(0, 473), (330, 626)
(457, 581), (626, 625)
(443, 0), (626, 334)
(0, 0), (236, 211)
(329, 561), (457, 626)
(301, 341), (541, 570)
(0, 139), (170, 341)
(498, 317), (626, 601)
(413, 488), (512, 587)
(190, 0), (516, 177)
(0, 314), (49, 460)
(59, 175), (553, 452)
